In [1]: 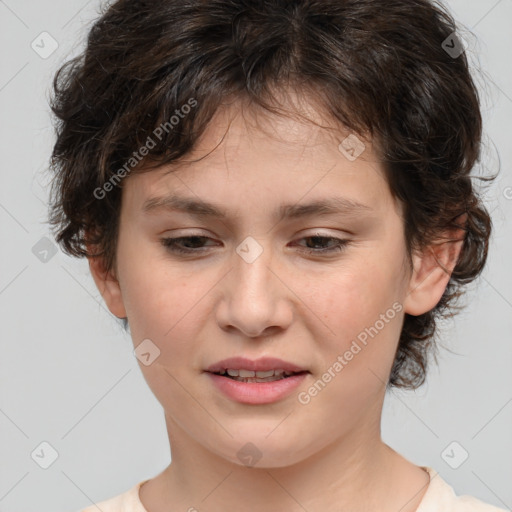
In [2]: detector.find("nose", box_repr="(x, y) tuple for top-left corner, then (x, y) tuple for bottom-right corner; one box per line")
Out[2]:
(215, 238), (293, 339)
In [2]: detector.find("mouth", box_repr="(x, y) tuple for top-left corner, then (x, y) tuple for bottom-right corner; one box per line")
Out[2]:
(205, 356), (309, 382)
(209, 368), (308, 383)
(205, 358), (310, 404)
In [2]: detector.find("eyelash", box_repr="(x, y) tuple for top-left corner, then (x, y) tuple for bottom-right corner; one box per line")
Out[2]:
(160, 234), (350, 256)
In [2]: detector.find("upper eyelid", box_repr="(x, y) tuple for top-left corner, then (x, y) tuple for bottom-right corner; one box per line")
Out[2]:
(161, 233), (351, 245)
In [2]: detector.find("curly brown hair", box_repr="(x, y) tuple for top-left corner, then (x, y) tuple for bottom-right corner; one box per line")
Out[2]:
(48, 0), (494, 390)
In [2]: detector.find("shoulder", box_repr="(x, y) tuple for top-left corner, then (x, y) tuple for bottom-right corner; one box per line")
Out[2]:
(417, 467), (507, 512)
(77, 480), (149, 512)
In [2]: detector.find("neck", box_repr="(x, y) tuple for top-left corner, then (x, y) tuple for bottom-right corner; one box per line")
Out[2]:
(140, 413), (430, 512)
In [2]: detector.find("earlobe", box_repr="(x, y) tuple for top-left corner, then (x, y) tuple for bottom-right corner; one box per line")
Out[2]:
(87, 248), (127, 319)
(403, 223), (466, 317)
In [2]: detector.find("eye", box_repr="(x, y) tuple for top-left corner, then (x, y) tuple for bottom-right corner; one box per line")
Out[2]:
(294, 234), (350, 255)
(160, 235), (215, 255)
(160, 233), (351, 256)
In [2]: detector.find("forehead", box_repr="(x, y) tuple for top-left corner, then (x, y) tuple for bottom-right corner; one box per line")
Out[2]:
(122, 96), (400, 221)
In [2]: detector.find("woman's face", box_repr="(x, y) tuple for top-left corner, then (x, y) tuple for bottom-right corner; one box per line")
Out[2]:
(99, 99), (422, 468)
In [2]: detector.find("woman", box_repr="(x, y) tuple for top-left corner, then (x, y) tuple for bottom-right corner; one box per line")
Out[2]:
(48, 0), (505, 510)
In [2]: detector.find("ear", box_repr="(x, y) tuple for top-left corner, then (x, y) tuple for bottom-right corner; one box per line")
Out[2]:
(403, 215), (466, 316)
(87, 242), (127, 319)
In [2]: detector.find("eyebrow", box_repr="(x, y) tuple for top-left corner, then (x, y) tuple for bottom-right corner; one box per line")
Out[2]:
(142, 194), (374, 221)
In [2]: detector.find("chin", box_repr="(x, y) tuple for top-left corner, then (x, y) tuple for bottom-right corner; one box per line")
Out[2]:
(211, 431), (316, 469)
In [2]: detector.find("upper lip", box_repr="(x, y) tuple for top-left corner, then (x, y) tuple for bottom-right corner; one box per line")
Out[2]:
(205, 357), (308, 373)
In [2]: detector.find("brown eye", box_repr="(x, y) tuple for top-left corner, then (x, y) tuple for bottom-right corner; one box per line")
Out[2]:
(294, 235), (350, 255)
(161, 236), (215, 255)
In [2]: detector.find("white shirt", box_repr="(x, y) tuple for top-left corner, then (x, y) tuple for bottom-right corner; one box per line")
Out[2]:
(78, 466), (508, 511)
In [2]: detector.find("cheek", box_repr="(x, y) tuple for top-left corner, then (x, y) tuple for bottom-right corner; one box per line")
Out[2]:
(311, 258), (402, 327)
(117, 244), (191, 341)
(119, 256), (208, 404)
(118, 255), (222, 382)
(298, 262), (405, 412)
(306, 257), (405, 368)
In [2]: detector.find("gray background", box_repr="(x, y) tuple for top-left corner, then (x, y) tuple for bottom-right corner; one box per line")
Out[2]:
(0, 0), (511, 511)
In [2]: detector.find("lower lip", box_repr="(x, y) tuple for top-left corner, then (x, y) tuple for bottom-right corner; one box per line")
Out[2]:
(206, 372), (308, 404)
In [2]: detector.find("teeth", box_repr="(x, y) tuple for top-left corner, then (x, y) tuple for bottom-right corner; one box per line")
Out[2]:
(220, 368), (295, 378)
(232, 376), (284, 383)
(254, 370), (275, 378)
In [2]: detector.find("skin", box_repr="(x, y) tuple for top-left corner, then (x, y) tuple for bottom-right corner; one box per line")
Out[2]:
(89, 93), (463, 512)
